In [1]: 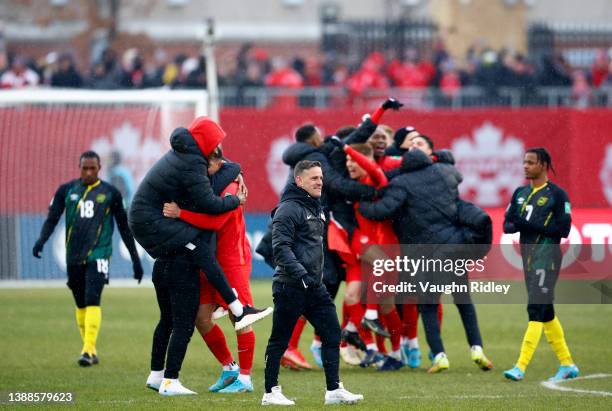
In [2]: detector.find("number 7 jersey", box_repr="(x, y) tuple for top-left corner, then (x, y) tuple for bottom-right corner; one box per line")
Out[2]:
(504, 181), (572, 245)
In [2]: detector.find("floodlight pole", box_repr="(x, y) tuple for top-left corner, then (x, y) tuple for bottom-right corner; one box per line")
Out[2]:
(203, 18), (219, 122)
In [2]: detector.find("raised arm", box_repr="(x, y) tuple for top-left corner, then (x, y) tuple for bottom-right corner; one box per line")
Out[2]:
(343, 144), (388, 188)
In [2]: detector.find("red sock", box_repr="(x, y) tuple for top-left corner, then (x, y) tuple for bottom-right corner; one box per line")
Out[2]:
(289, 317), (306, 349)
(359, 325), (374, 346)
(376, 315), (387, 353)
(438, 304), (443, 329)
(236, 330), (255, 375)
(376, 334), (387, 354)
(403, 304), (419, 340)
(341, 302), (348, 328)
(366, 303), (378, 311)
(202, 324), (234, 366)
(382, 310), (402, 351)
(346, 302), (365, 328)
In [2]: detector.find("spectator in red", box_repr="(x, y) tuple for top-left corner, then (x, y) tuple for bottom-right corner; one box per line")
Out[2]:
(591, 49), (609, 87)
(1, 55), (39, 88)
(346, 52), (389, 102)
(439, 58), (461, 98)
(265, 57), (304, 108)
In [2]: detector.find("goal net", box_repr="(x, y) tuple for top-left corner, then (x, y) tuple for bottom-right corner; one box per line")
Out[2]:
(0, 88), (207, 282)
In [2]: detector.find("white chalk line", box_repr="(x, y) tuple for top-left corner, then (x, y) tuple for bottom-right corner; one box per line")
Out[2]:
(541, 373), (612, 397)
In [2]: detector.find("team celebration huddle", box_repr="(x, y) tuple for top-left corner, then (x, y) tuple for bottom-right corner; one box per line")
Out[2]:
(34, 97), (579, 406)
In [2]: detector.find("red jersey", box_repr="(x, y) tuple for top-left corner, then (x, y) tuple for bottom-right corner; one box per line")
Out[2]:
(345, 146), (398, 251)
(179, 181), (251, 270)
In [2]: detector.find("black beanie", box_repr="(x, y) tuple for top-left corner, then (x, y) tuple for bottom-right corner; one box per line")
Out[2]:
(393, 126), (417, 147)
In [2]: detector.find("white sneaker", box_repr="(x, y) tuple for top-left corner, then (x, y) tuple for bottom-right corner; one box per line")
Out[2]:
(212, 307), (229, 320)
(340, 345), (362, 366)
(146, 370), (164, 391)
(158, 378), (197, 396)
(324, 382), (364, 405)
(261, 386), (295, 406)
(234, 306), (274, 331)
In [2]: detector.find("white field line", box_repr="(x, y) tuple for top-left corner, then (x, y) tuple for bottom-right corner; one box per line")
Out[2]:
(541, 373), (612, 396)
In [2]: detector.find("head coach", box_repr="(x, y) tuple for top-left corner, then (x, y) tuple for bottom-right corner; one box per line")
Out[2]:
(261, 160), (363, 406)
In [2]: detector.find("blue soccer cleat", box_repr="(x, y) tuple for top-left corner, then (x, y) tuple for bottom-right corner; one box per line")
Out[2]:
(378, 355), (404, 371)
(208, 369), (239, 392)
(310, 344), (323, 368)
(407, 348), (422, 369)
(504, 366), (525, 381)
(218, 378), (254, 393)
(549, 365), (579, 382)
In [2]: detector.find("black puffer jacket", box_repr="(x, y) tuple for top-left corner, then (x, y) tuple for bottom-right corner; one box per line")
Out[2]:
(129, 121), (240, 258)
(271, 183), (325, 287)
(359, 149), (465, 245)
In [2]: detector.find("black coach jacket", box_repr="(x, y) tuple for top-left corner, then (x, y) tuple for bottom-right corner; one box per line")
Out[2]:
(271, 183), (325, 287)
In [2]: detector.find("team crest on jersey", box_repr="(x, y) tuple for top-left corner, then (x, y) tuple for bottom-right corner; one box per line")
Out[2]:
(95, 193), (106, 203)
(537, 196), (548, 206)
(517, 197), (525, 205)
(360, 235), (369, 244)
(70, 194), (79, 201)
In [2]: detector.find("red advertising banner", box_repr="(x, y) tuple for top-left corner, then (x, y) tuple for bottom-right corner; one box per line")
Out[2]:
(220, 108), (612, 212)
(1, 107), (611, 213)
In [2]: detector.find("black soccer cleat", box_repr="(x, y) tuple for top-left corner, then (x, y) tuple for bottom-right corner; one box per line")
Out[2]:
(78, 353), (94, 367)
(341, 329), (367, 352)
(361, 318), (391, 338)
(234, 305), (273, 331)
(92, 354), (99, 365)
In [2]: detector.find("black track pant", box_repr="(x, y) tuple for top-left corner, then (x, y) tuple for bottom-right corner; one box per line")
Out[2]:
(150, 258), (200, 379)
(264, 282), (341, 392)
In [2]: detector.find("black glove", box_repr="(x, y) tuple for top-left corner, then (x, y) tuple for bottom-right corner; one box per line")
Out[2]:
(32, 240), (44, 259)
(382, 98), (403, 111)
(329, 135), (345, 148)
(299, 275), (317, 289)
(133, 261), (144, 284)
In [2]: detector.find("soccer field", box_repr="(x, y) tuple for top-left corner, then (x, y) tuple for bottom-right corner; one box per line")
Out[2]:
(1, 281), (611, 410)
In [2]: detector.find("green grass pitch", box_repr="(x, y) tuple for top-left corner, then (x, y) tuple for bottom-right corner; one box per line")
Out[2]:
(1, 281), (611, 410)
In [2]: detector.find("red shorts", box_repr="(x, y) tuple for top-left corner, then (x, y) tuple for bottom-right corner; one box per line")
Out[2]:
(199, 265), (253, 307)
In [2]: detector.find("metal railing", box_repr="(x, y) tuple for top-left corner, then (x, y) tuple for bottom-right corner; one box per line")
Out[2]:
(218, 86), (612, 109)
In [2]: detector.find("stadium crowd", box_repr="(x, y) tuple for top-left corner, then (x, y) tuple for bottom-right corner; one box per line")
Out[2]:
(2, 42), (611, 101)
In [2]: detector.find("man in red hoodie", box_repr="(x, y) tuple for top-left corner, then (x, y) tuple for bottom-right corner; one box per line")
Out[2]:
(162, 146), (266, 393)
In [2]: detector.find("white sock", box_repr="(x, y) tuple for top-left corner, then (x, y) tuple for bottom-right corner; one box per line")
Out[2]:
(408, 338), (419, 350)
(471, 345), (483, 353)
(237, 373), (251, 384)
(150, 370), (164, 378)
(344, 322), (358, 332)
(364, 309), (378, 320)
(228, 300), (243, 317)
(366, 343), (378, 351)
(390, 350), (402, 361)
(311, 340), (322, 349)
(223, 361), (240, 372)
